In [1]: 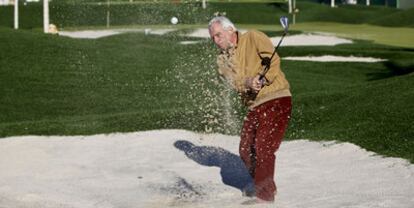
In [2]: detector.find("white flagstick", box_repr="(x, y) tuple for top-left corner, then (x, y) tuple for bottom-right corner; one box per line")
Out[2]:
(106, 0), (111, 28)
(43, 0), (49, 33)
(292, 0), (296, 24)
(202, 0), (206, 9)
(14, 0), (18, 29)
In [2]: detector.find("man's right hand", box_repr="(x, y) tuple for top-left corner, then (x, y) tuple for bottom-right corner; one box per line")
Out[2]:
(246, 75), (263, 93)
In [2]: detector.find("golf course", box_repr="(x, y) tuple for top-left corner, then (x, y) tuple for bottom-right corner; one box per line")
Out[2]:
(1, 0), (413, 161)
(0, 1), (413, 207)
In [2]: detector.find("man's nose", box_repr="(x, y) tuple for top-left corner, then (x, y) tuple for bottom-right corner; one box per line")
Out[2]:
(214, 37), (221, 44)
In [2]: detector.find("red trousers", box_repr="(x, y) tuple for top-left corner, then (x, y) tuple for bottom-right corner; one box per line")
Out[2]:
(239, 96), (292, 201)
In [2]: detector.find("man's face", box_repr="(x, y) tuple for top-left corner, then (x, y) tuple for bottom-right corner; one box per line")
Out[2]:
(209, 22), (235, 50)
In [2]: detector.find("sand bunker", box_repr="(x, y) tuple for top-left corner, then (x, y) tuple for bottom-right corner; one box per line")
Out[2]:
(59, 28), (175, 39)
(184, 29), (352, 46)
(59, 28), (352, 47)
(59, 30), (122, 39)
(284, 55), (386, 62)
(271, 33), (353, 46)
(0, 130), (412, 208)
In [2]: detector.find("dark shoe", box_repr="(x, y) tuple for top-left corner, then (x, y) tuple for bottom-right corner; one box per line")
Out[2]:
(242, 183), (255, 197)
(242, 189), (255, 197)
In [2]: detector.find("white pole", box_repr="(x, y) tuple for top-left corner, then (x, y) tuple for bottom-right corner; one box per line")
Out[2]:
(106, 0), (110, 28)
(43, 0), (49, 33)
(288, 0), (292, 13)
(366, 0), (370, 6)
(202, 0), (206, 9)
(292, 0), (296, 25)
(14, 0), (18, 29)
(331, 0), (335, 8)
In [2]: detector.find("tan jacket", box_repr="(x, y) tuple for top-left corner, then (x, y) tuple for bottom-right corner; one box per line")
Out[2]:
(217, 30), (291, 109)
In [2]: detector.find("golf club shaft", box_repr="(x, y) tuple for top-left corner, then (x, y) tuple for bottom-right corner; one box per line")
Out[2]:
(259, 32), (287, 81)
(274, 32), (287, 54)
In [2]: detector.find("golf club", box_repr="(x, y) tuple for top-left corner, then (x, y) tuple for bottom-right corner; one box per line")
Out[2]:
(259, 16), (289, 84)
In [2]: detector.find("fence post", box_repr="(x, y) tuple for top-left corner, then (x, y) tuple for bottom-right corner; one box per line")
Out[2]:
(43, 0), (49, 33)
(106, 0), (110, 28)
(14, 0), (18, 29)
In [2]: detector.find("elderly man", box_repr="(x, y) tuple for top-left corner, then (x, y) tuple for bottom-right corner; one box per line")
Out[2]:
(208, 16), (292, 203)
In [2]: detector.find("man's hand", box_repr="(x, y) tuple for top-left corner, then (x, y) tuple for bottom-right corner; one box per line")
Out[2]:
(246, 75), (263, 93)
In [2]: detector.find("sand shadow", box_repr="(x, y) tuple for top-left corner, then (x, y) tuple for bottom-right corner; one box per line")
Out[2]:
(174, 140), (253, 193)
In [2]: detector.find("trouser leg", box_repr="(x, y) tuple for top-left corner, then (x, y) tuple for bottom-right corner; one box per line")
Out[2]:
(239, 110), (258, 178)
(253, 97), (292, 201)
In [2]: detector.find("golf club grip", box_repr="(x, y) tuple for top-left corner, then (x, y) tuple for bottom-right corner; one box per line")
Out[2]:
(259, 65), (269, 85)
(259, 74), (265, 81)
(258, 32), (286, 85)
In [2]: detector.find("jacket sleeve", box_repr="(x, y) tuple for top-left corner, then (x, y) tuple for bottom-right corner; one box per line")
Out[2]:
(233, 76), (249, 93)
(217, 51), (249, 93)
(252, 31), (281, 85)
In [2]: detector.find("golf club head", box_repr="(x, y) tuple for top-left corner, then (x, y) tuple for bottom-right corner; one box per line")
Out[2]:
(280, 16), (289, 34)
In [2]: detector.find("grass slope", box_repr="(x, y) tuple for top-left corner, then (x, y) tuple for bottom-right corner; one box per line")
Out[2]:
(247, 22), (414, 48)
(0, 1), (413, 29)
(283, 61), (414, 162)
(0, 27), (183, 135)
(369, 7), (414, 27)
(0, 27), (413, 162)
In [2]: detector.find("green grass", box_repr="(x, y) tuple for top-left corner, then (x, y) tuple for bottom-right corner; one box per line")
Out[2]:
(282, 60), (414, 162)
(244, 22), (414, 48)
(1, 1), (413, 29)
(279, 41), (414, 162)
(292, 22), (414, 48)
(0, 27), (413, 163)
(292, 3), (398, 24)
(0, 2), (212, 28)
(369, 7), (414, 27)
(0, 0), (413, 164)
(0, 28), (184, 134)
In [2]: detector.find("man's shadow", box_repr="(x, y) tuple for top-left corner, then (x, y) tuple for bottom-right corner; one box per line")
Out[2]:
(174, 140), (254, 193)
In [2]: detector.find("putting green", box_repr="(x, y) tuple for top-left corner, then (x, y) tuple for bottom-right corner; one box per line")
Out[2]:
(241, 22), (414, 48)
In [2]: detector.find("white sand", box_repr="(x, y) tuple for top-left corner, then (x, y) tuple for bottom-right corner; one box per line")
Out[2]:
(59, 29), (175, 39)
(183, 29), (352, 46)
(144, 29), (176, 35)
(179, 40), (204, 45)
(59, 30), (122, 39)
(59, 28), (352, 47)
(284, 55), (386, 62)
(1, 129), (413, 208)
(270, 34), (353, 46)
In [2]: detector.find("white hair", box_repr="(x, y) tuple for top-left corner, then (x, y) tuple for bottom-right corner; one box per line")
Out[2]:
(208, 16), (237, 32)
